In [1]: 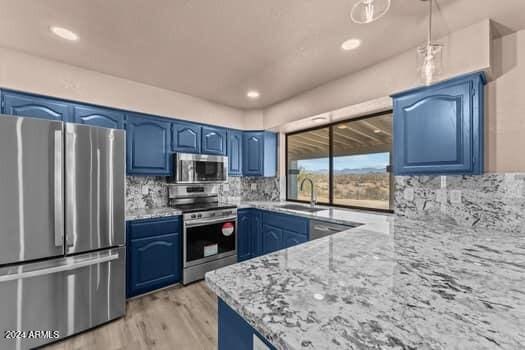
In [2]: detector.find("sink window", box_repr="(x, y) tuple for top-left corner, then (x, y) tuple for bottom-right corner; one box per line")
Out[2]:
(286, 111), (393, 212)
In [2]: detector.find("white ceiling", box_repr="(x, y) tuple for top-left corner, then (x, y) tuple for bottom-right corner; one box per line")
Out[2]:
(0, 0), (524, 109)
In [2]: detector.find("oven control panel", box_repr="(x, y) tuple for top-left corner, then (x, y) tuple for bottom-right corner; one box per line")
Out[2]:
(183, 209), (237, 222)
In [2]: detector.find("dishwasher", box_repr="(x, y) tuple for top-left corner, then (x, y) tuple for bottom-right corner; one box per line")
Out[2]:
(309, 220), (356, 240)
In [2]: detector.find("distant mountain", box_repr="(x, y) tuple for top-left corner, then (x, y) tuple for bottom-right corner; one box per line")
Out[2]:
(302, 167), (386, 175)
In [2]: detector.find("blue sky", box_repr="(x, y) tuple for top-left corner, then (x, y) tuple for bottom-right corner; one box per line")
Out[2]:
(297, 152), (389, 171)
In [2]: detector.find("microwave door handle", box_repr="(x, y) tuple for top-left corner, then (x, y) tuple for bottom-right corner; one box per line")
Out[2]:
(54, 130), (64, 247)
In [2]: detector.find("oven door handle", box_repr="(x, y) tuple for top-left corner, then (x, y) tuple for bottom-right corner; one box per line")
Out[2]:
(185, 216), (237, 228)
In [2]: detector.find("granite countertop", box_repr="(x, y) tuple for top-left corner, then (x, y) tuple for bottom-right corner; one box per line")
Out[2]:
(125, 207), (182, 221)
(205, 215), (525, 349)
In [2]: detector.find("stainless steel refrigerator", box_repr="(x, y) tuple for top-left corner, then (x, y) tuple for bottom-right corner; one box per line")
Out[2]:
(0, 115), (126, 350)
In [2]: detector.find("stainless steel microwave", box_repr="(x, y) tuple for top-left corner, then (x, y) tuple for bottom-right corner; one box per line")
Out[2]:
(171, 153), (228, 184)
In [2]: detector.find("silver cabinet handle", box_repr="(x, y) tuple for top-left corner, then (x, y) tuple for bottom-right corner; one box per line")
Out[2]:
(313, 225), (339, 232)
(54, 130), (64, 247)
(0, 253), (119, 283)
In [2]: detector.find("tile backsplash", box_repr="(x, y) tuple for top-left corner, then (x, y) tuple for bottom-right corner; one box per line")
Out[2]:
(395, 173), (525, 232)
(126, 176), (281, 211)
(126, 176), (168, 211)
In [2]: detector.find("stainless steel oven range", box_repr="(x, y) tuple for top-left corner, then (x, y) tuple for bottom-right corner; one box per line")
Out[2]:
(169, 184), (237, 284)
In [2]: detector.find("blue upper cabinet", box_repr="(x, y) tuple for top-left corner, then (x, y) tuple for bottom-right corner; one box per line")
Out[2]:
(392, 72), (485, 175)
(202, 126), (227, 155)
(243, 131), (277, 177)
(2, 90), (71, 121)
(126, 113), (172, 176)
(172, 121), (201, 153)
(227, 130), (243, 176)
(72, 104), (125, 129)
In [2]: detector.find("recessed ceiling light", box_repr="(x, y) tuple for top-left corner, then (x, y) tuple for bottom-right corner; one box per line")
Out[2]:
(337, 125), (349, 129)
(311, 117), (327, 123)
(246, 90), (260, 99)
(341, 38), (362, 51)
(373, 129), (382, 134)
(50, 26), (79, 41)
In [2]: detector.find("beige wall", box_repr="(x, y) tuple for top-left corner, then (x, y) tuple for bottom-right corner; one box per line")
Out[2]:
(0, 47), (247, 129)
(261, 20), (492, 130)
(486, 30), (525, 172)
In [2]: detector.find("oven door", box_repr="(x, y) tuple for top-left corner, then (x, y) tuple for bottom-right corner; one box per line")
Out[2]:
(184, 217), (237, 268)
(176, 153), (227, 183)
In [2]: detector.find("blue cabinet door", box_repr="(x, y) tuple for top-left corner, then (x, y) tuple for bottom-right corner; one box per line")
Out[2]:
(252, 210), (262, 257)
(72, 104), (124, 129)
(262, 224), (283, 254)
(392, 73), (485, 175)
(126, 114), (172, 176)
(243, 132), (264, 176)
(202, 126), (227, 155)
(172, 121), (201, 153)
(284, 230), (307, 249)
(127, 233), (181, 297)
(237, 210), (252, 262)
(218, 299), (277, 350)
(227, 130), (243, 176)
(2, 90), (70, 121)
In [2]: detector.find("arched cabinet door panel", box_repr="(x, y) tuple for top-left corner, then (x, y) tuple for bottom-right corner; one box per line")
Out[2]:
(202, 126), (227, 155)
(126, 113), (172, 176)
(172, 121), (201, 153)
(392, 72), (485, 175)
(2, 91), (70, 121)
(227, 130), (243, 176)
(73, 105), (124, 129)
(128, 233), (181, 297)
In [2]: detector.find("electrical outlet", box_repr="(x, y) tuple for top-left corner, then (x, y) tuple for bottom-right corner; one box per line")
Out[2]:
(251, 183), (257, 191)
(253, 335), (270, 350)
(403, 188), (414, 201)
(436, 189), (447, 204)
(223, 184), (229, 191)
(450, 190), (462, 204)
(141, 186), (149, 195)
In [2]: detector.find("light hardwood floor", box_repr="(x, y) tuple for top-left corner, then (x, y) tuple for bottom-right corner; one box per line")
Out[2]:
(42, 282), (218, 350)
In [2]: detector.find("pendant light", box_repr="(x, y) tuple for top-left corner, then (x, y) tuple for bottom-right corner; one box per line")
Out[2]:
(417, 0), (443, 85)
(350, 0), (391, 24)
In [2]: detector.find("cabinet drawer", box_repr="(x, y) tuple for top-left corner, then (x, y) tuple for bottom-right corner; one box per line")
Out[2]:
(127, 216), (181, 240)
(262, 211), (308, 234)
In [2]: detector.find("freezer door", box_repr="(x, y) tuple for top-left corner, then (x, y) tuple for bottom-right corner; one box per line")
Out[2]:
(0, 115), (65, 266)
(65, 123), (125, 254)
(0, 247), (125, 350)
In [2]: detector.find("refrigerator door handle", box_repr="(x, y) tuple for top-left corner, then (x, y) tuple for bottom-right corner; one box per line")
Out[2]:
(0, 252), (119, 283)
(54, 130), (64, 247)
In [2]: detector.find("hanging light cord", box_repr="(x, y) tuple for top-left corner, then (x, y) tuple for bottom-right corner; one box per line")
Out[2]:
(427, 0), (433, 46)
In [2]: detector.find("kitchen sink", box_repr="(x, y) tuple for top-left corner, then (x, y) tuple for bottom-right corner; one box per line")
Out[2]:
(278, 204), (326, 213)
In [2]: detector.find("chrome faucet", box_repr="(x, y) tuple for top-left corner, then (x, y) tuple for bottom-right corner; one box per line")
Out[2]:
(300, 178), (317, 207)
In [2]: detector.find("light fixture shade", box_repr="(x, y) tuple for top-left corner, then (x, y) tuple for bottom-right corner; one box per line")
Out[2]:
(417, 43), (443, 85)
(350, 0), (391, 24)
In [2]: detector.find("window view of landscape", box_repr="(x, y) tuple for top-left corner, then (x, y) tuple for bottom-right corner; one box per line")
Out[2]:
(287, 112), (392, 210)
(287, 127), (330, 203)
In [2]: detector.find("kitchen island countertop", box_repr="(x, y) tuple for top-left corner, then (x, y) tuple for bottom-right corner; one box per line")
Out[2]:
(206, 212), (525, 349)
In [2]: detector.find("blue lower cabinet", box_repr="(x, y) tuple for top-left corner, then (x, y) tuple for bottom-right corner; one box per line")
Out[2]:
(126, 113), (172, 176)
(237, 209), (262, 261)
(72, 104), (125, 129)
(261, 225), (283, 255)
(261, 211), (309, 254)
(218, 299), (276, 350)
(237, 210), (253, 262)
(127, 217), (182, 298)
(2, 90), (71, 121)
(284, 230), (307, 248)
